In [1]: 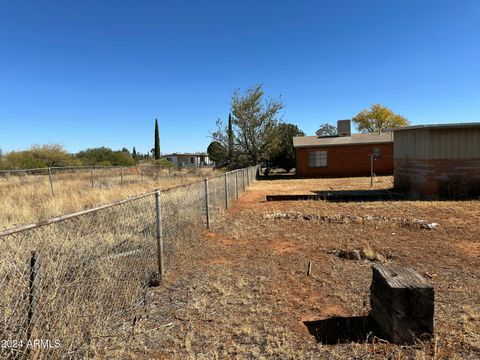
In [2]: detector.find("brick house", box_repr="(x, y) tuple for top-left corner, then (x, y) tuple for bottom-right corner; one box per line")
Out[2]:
(293, 120), (394, 178)
(393, 123), (480, 198)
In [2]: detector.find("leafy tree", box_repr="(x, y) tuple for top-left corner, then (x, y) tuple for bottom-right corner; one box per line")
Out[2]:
(266, 123), (305, 172)
(207, 141), (228, 164)
(353, 104), (409, 134)
(316, 123), (337, 136)
(227, 113), (234, 162)
(154, 118), (160, 160)
(0, 148), (5, 169)
(5, 144), (75, 169)
(212, 84), (283, 168)
(76, 147), (134, 166)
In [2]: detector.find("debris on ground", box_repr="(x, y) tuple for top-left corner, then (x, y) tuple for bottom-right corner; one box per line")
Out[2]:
(329, 246), (387, 263)
(263, 211), (439, 230)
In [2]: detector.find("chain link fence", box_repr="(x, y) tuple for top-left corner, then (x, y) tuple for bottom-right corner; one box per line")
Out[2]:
(0, 166), (257, 358)
(0, 165), (216, 196)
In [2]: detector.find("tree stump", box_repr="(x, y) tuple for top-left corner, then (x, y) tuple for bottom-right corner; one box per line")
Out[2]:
(369, 264), (434, 344)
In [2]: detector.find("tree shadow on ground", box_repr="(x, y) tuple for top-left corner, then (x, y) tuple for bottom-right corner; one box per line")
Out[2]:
(303, 315), (385, 344)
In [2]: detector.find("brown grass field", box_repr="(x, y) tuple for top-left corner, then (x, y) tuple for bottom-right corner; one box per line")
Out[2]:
(104, 176), (480, 359)
(0, 167), (217, 229)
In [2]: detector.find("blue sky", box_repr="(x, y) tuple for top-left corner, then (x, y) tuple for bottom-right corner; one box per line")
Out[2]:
(1, 0), (479, 154)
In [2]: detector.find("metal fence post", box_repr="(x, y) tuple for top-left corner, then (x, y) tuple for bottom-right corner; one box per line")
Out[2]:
(246, 167), (250, 187)
(235, 170), (239, 199)
(155, 191), (165, 277)
(48, 167), (55, 197)
(90, 167), (94, 188)
(224, 173), (229, 209)
(204, 178), (210, 229)
(28, 250), (41, 340)
(120, 167), (124, 186)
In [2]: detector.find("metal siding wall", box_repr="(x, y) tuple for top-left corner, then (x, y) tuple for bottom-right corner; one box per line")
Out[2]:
(394, 128), (429, 160)
(429, 128), (480, 159)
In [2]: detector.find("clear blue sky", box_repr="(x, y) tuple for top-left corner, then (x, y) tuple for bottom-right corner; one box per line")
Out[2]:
(1, 0), (479, 155)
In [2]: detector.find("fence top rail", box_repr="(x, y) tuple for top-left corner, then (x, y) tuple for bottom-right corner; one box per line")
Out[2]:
(0, 191), (156, 237)
(0, 165), (257, 237)
(0, 164), (185, 173)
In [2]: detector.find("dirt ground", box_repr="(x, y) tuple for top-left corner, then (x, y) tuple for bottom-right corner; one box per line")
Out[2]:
(105, 176), (480, 359)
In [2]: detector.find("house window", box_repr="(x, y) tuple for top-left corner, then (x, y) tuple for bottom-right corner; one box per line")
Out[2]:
(309, 150), (327, 167)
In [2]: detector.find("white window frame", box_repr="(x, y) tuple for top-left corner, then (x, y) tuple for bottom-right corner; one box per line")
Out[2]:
(308, 150), (327, 167)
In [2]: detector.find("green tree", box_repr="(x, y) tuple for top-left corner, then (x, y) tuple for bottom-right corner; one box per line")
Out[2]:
(353, 104), (409, 134)
(212, 84), (283, 168)
(315, 123), (337, 136)
(207, 141), (228, 165)
(76, 147), (134, 166)
(266, 123), (305, 172)
(227, 113), (234, 162)
(154, 118), (160, 160)
(5, 144), (75, 169)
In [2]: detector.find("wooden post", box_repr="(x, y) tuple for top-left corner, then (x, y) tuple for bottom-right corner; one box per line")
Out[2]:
(224, 173), (229, 209)
(235, 171), (239, 199)
(28, 250), (41, 340)
(155, 191), (165, 277)
(369, 264), (434, 344)
(90, 167), (94, 188)
(48, 167), (55, 197)
(204, 178), (210, 229)
(246, 167), (250, 187)
(120, 167), (124, 185)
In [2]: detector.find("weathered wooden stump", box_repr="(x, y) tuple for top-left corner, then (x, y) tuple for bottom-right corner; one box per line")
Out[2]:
(369, 264), (434, 344)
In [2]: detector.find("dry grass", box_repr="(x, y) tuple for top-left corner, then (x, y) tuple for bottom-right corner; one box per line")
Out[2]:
(0, 167), (228, 359)
(104, 176), (480, 358)
(0, 167), (218, 229)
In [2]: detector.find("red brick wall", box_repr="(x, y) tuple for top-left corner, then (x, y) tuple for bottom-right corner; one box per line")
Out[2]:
(296, 143), (393, 178)
(394, 159), (480, 198)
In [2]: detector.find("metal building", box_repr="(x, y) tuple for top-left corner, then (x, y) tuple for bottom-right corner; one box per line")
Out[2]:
(393, 123), (480, 198)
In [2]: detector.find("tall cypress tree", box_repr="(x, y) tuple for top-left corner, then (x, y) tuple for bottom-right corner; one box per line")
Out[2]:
(132, 146), (137, 158)
(227, 113), (234, 162)
(154, 118), (160, 160)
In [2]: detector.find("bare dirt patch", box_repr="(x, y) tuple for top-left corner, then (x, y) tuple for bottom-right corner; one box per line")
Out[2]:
(105, 176), (480, 359)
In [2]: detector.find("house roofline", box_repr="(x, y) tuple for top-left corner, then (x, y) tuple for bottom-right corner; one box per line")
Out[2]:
(390, 122), (480, 131)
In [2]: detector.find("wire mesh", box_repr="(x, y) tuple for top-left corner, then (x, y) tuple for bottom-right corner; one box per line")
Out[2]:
(207, 175), (227, 224)
(238, 169), (245, 194)
(160, 180), (206, 271)
(0, 166), (257, 358)
(227, 171), (237, 205)
(0, 165), (205, 194)
(0, 194), (156, 358)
